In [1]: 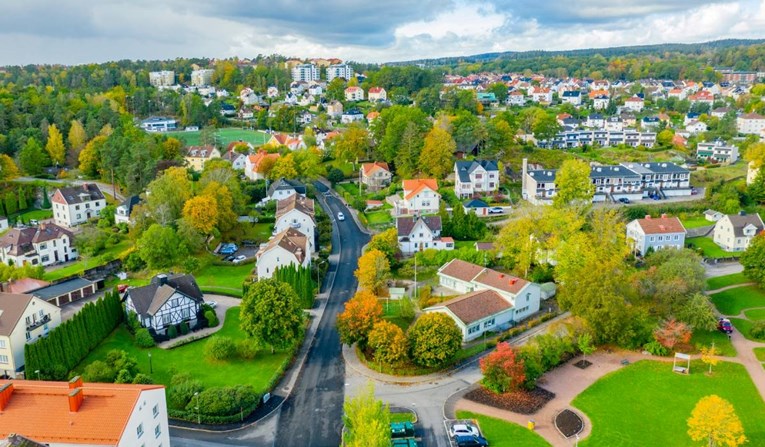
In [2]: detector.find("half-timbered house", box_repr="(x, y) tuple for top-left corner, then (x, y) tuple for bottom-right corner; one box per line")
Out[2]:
(123, 274), (205, 335)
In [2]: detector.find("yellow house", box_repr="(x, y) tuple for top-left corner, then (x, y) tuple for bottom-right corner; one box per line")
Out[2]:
(184, 145), (221, 171)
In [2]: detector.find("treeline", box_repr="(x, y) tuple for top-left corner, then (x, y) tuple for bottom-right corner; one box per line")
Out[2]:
(25, 290), (123, 380)
(274, 264), (316, 309)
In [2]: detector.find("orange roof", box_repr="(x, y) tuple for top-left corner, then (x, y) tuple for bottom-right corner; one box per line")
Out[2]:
(635, 215), (685, 234)
(589, 89), (609, 99)
(367, 111), (380, 120)
(362, 161), (389, 176)
(248, 150), (280, 172)
(368, 87), (385, 94)
(0, 380), (164, 445)
(403, 179), (438, 200)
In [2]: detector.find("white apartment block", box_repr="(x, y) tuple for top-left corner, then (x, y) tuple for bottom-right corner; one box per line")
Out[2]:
(326, 64), (354, 81)
(191, 69), (214, 86)
(697, 141), (739, 164)
(454, 160), (500, 198)
(737, 113), (765, 135)
(52, 184), (106, 227)
(149, 71), (175, 87)
(291, 64), (320, 82)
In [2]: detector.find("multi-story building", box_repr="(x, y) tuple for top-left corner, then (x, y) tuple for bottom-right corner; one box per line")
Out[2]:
(623, 96), (645, 112)
(626, 214), (686, 256)
(52, 184), (106, 227)
(256, 228), (311, 279)
(190, 69), (214, 86)
(326, 64), (354, 81)
(396, 179), (440, 216)
(453, 160), (500, 198)
(737, 113), (765, 135)
(538, 129), (656, 149)
(696, 141), (739, 164)
(0, 224), (77, 267)
(184, 145), (221, 171)
(140, 116), (178, 132)
(291, 64), (320, 82)
(396, 216), (454, 254)
(274, 195), (316, 252)
(713, 213), (764, 252)
(344, 86), (364, 101)
(621, 162), (692, 197)
(149, 71), (175, 87)
(0, 292), (61, 378)
(368, 87), (387, 102)
(360, 162), (392, 191)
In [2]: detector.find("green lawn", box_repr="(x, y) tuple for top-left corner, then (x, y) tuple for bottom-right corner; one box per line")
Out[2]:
(745, 309), (765, 321)
(381, 299), (414, 331)
(12, 208), (53, 222)
(390, 412), (416, 424)
(364, 210), (393, 226)
(711, 286), (765, 315)
(241, 223), (273, 243)
(44, 239), (133, 282)
(335, 182), (361, 197)
(194, 263), (253, 297)
(680, 216), (713, 229)
(689, 329), (737, 357)
(707, 272), (751, 290)
(324, 159), (356, 177)
(687, 237), (738, 259)
(755, 348), (765, 362)
(454, 240), (478, 250)
(166, 128), (270, 148)
(74, 307), (290, 392)
(455, 411), (551, 447)
(729, 318), (756, 340)
(575, 360), (765, 446)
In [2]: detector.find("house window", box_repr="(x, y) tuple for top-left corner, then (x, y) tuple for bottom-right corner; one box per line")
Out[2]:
(182, 308), (190, 319)
(0, 340), (5, 349)
(155, 424), (162, 438)
(77, 214), (81, 219)
(39, 243), (47, 250)
(153, 404), (159, 418)
(163, 314), (171, 325)
(483, 318), (495, 328)
(39, 310), (44, 318)
(137, 423), (144, 438)
(85, 203), (90, 209)
(25, 332), (30, 341)
(468, 325), (480, 334)
(0, 355), (7, 364)
(75, 205), (80, 210)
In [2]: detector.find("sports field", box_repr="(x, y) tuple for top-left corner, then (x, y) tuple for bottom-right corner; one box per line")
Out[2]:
(166, 128), (271, 147)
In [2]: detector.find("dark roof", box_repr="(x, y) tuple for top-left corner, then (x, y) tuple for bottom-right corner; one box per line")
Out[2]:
(431, 289), (513, 325)
(627, 162), (689, 175)
(31, 277), (96, 300)
(267, 178), (307, 197)
(125, 274), (203, 317)
(463, 199), (489, 208)
(527, 169), (558, 182)
(725, 213), (764, 237)
(0, 224), (73, 257)
(396, 216), (441, 237)
(589, 165), (639, 179)
(0, 293), (34, 337)
(1, 434), (47, 447)
(454, 160), (500, 182)
(561, 91), (581, 97)
(54, 184), (104, 205)
(117, 195), (140, 214)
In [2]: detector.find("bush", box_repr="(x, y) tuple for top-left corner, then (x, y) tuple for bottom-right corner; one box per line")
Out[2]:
(115, 369), (134, 384)
(167, 325), (178, 339)
(327, 167), (344, 184)
(643, 340), (670, 356)
(125, 311), (141, 334)
(204, 336), (236, 361)
(132, 373), (154, 384)
(751, 321), (765, 340)
(180, 321), (190, 335)
(82, 360), (115, 383)
(134, 328), (156, 348)
(185, 385), (260, 417)
(123, 251), (146, 272)
(407, 313), (462, 368)
(205, 310), (219, 327)
(237, 339), (261, 360)
(168, 379), (204, 410)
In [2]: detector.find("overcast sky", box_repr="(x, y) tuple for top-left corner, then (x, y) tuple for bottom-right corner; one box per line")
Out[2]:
(1, 0), (763, 65)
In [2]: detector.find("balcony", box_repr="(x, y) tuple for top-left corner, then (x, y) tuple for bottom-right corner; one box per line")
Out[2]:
(27, 314), (51, 332)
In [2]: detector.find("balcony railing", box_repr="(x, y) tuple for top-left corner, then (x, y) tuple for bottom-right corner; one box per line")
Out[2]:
(27, 314), (51, 332)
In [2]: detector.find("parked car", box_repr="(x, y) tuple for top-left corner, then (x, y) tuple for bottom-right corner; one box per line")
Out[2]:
(390, 422), (415, 439)
(29, 219), (39, 225)
(391, 439), (417, 447)
(618, 198), (630, 204)
(691, 188), (699, 195)
(117, 284), (129, 293)
(219, 243), (238, 255)
(718, 318), (733, 334)
(488, 207), (504, 214)
(206, 301), (218, 309)
(337, 212), (345, 221)
(450, 424), (480, 438)
(232, 255), (247, 264)
(455, 435), (489, 447)
(224, 255), (235, 262)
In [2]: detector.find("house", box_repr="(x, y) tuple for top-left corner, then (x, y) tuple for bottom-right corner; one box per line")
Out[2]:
(366, 111), (380, 123)
(238, 107), (254, 120)
(361, 162), (392, 191)
(737, 113), (765, 134)
(463, 198), (490, 216)
(0, 278), (50, 295)
(605, 116), (623, 132)
(368, 87), (387, 102)
(507, 90), (526, 105)
(396, 216), (454, 254)
(697, 141), (739, 164)
(222, 145), (248, 171)
(244, 150), (280, 181)
(341, 109), (365, 124)
(560, 90), (582, 106)
(184, 145), (221, 171)
(0, 292), (61, 378)
(704, 209), (725, 222)
(0, 224), (77, 267)
(522, 165), (558, 206)
(626, 215), (686, 256)
(115, 195), (140, 225)
(124, 274), (205, 335)
(326, 100), (343, 118)
(264, 179), (305, 204)
(689, 91), (715, 107)
(685, 120), (708, 135)
(585, 114), (605, 129)
(621, 162), (692, 197)
(398, 179), (440, 216)
(344, 86), (364, 101)
(274, 195), (315, 249)
(592, 95), (610, 110)
(642, 116), (660, 129)
(530, 87), (552, 103)
(1, 434), (46, 446)
(623, 96), (645, 112)
(428, 259), (541, 341)
(52, 184), (106, 227)
(256, 227), (310, 279)
(454, 160), (500, 198)
(712, 213), (764, 252)
(0, 378), (170, 447)
(711, 107), (732, 119)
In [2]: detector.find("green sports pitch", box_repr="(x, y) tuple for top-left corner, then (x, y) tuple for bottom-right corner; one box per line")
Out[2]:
(165, 128), (271, 148)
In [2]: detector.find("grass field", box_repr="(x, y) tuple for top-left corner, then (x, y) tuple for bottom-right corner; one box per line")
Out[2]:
(687, 237), (738, 259)
(729, 318), (756, 340)
(692, 164), (748, 188)
(689, 329), (736, 357)
(194, 263), (253, 297)
(381, 299), (415, 330)
(680, 216), (713, 229)
(44, 240), (132, 282)
(166, 128), (270, 148)
(575, 360), (765, 446)
(455, 411), (551, 447)
(74, 307), (291, 392)
(755, 348), (765, 362)
(454, 240), (478, 250)
(12, 208), (53, 223)
(324, 159), (356, 178)
(364, 210), (393, 226)
(711, 286), (765, 315)
(335, 182), (361, 197)
(707, 272), (751, 290)
(745, 308), (765, 321)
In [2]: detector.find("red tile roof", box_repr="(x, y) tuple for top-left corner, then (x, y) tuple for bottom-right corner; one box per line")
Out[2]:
(362, 161), (389, 176)
(438, 259), (485, 283)
(473, 269), (529, 295)
(435, 289), (513, 325)
(635, 215), (685, 234)
(403, 179), (438, 200)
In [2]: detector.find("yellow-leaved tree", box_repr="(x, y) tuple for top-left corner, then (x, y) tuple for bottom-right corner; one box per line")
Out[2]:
(45, 124), (66, 166)
(182, 195), (219, 234)
(687, 395), (746, 447)
(354, 249), (390, 295)
(268, 153), (298, 180)
(700, 344), (720, 375)
(419, 126), (456, 178)
(342, 382), (390, 447)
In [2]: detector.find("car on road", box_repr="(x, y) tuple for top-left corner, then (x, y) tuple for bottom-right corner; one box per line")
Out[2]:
(618, 198), (630, 204)
(718, 318), (733, 334)
(488, 206), (504, 214)
(455, 435), (489, 447)
(337, 212), (345, 221)
(450, 424), (480, 438)
(206, 300), (217, 309)
(391, 439), (417, 447)
(232, 255), (247, 264)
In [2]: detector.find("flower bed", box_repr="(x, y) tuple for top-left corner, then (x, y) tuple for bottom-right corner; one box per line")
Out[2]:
(464, 386), (555, 415)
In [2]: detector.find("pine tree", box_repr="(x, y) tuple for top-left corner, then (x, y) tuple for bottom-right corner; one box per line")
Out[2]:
(17, 188), (27, 211)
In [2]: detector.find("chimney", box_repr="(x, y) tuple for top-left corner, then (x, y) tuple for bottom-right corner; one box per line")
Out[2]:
(157, 274), (168, 286)
(82, 183), (89, 191)
(69, 376), (83, 389)
(645, 215), (651, 219)
(660, 213), (667, 219)
(0, 383), (13, 410)
(509, 278), (517, 285)
(68, 388), (84, 413)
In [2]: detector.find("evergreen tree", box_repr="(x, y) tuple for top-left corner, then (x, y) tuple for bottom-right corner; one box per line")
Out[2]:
(17, 188), (27, 212)
(4, 192), (17, 216)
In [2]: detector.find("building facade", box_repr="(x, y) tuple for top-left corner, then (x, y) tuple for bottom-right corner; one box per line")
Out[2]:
(191, 69), (214, 86)
(124, 274), (205, 335)
(713, 213), (764, 252)
(0, 224), (77, 267)
(52, 184), (106, 227)
(626, 215), (686, 256)
(454, 160), (500, 198)
(0, 293), (61, 378)
(291, 64), (320, 82)
(149, 71), (175, 87)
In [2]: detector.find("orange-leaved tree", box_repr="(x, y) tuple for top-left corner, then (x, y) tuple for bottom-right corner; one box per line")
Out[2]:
(336, 290), (382, 348)
(480, 342), (526, 394)
(367, 320), (407, 365)
(654, 318), (692, 350)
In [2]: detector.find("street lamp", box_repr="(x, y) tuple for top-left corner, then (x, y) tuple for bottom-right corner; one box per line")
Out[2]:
(148, 352), (153, 374)
(194, 392), (200, 424)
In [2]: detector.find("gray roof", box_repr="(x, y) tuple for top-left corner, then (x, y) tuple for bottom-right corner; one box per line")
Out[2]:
(32, 277), (95, 300)
(463, 199), (489, 208)
(624, 162), (689, 175)
(0, 293), (34, 337)
(589, 165), (640, 179)
(527, 169), (558, 182)
(55, 184), (104, 205)
(125, 274), (203, 317)
(726, 213), (764, 237)
(118, 195), (140, 214)
(455, 160), (499, 183)
(396, 216), (441, 237)
(267, 178), (307, 197)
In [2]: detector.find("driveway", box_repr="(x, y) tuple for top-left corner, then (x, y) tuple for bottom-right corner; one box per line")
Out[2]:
(704, 260), (743, 277)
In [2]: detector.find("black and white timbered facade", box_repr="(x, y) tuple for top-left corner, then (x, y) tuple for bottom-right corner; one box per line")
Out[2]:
(123, 274), (204, 334)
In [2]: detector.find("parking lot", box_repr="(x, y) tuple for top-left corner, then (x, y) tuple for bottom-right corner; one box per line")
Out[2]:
(217, 243), (259, 263)
(443, 419), (484, 447)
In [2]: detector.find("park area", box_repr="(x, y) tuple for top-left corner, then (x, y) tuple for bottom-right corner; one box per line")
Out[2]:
(165, 128), (270, 147)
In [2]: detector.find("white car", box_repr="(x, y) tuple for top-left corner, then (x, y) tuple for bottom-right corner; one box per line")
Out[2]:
(450, 424), (480, 438)
(488, 207), (504, 214)
(337, 212), (345, 221)
(206, 301), (218, 309)
(232, 255), (247, 264)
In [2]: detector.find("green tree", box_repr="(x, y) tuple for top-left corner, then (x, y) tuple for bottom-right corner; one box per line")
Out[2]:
(419, 126), (456, 178)
(367, 228), (400, 265)
(326, 78), (346, 102)
(407, 313), (462, 368)
(553, 159), (594, 208)
(239, 278), (304, 353)
(342, 382), (391, 447)
(742, 234), (765, 287)
(333, 124), (370, 163)
(451, 110), (486, 153)
(45, 124), (66, 166)
(4, 192), (17, 216)
(488, 83), (509, 103)
(145, 166), (192, 225)
(18, 137), (50, 176)
(136, 224), (188, 269)
(484, 118), (515, 157)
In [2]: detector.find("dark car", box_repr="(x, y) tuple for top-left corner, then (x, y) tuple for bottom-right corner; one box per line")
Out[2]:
(618, 198), (630, 204)
(455, 435), (489, 447)
(223, 255), (235, 262)
(390, 422), (415, 439)
(718, 318), (733, 334)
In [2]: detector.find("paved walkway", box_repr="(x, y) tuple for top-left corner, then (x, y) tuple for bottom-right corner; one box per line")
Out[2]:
(707, 283), (755, 295)
(157, 295), (239, 349)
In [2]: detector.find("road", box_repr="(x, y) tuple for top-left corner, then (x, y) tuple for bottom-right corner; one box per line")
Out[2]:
(16, 176), (125, 202)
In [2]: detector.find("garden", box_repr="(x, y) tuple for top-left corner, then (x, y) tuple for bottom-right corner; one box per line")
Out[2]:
(686, 236), (739, 259)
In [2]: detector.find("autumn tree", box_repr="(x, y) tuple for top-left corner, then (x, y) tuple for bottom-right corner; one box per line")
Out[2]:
(78, 135), (107, 177)
(45, 124), (66, 166)
(700, 344), (720, 375)
(18, 137), (50, 176)
(342, 382), (391, 447)
(337, 290), (383, 348)
(653, 319), (692, 350)
(145, 167), (192, 225)
(200, 181), (237, 232)
(367, 320), (407, 365)
(355, 249), (391, 295)
(182, 195), (219, 234)
(480, 342), (526, 394)
(67, 120), (88, 160)
(553, 159), (593, 208)
(269, 153), (298, 180)
(333, 124), (370, 163)
(240, 278), (304, 353)
(366, 228), (400, 265)
(687, 395), (746, 447)
(293, 147), (325, 179)
(407, 313), (462, 368)
(677, 293), (718, 332)
(741, 234), (765, 287)
(0, 156), (20, 181)
(419, 126), (456, 178)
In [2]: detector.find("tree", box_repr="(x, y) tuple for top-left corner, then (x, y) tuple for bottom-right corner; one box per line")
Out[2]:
(407, 313), (462, 368)
(333, 124), (370, 162)
(488, 83), (509, 103)
(336, 290), (383, 348)
(145, 167), (192, 225)
(342, 382), (391, 447)
(687, 395), (746, 447)
(480, 342), (526, 394)
(136, 224), (188, 270)
(654, 319), (692, 350)
(553, 159), (594, 208)
(327, 167), (345, 185)
(677, 293), (718, 332)
(700, 344), (720, 375)
(367, 320), (407, 365)
(451, 110), (486, 153)
(45, 124), (66, 166)
(200, 181), (237, 232)
(0, 155), (20, 181)
(419, 126), (456, 178)
(182, 195), (219, 234)
(366, 229), (400, 265)
(78, 135), (106, 177)
(355, 249), (391, 295)
(239, 278), (304, 353)
(577, 332), (596, 364)
(269, 153), (298, 180)
(484, 118), (514, 157)
(67, 120), (88, 158)
(18, 137), (49, 176)
(4, 192), (17, 216)
(741, 234), (765, 287)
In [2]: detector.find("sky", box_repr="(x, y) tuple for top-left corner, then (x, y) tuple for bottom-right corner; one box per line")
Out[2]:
(1, 0), (764, 66)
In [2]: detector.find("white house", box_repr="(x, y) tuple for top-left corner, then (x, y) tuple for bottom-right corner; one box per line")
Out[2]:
(685, 120), (708, 135)
(341, 109), (365, 124)
(52, 184), (106, 227)
(256, 227), (310, 279)
(274, 195), (315, 250)
(704, 209), (725, 222)
(507, 91), (526, 106)
(623, 96), (645, 112)
(626, 215), (686, 256)
(397, 179), (440, 216)
(0, 292), (61, 378)
(0, 378), (170, 447)
(428, 259), (541, 342)
(713, 213), (764, 252)
(115, 196), (140, 225)
(530, 87), (553, 103)
(585, 114), (605, 129)
(0, 224), (77, 267)
(222, 146), (248, 171)
(561, 91), (582, 106)
(140, 116), (178, 132)
(368, 87), (387, 102)
(592, 95), (610, 110)
(697, 141), (739, 164)
(605, 117), (624, 132)
(396, 216), (454, 254)
(454, 160), (500, 198)
(737, 113), (765, 135)
(124, 274), (205, 335)
(360, 162), (392, 191)
(266, 178), (306, 203)
(244, 150), (280, 181)
(344, 86), (364, 101)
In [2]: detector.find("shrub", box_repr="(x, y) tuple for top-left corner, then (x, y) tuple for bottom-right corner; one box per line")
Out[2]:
(82, 360), (115, 383)
(167, 325), (178, 339)
(132, 373), (154, 384)
(126, 311), (142, 334)
(115, 369), (134, 384)
(407, 313), (462, 368)
(186, 385), (260, 417)
(123, 251), (146, 272)
(204, 336), (236, 361)
(417, 286), (432, 309)
(480, 343), (526, 394)
(205, 310), (219, 328)
(236, 339), (261, 360)
(134, 328), (156, 348)
(168, 380), (204, 410)
(644, 340), (670, 356)
(751, 320), (765, 340)
(180, 321), (190, 335)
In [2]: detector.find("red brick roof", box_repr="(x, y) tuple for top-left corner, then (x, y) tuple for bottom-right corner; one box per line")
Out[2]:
(438, 259), (485, 283)
(635, 215), (685, 234)
(473, 269), (529, 295)
(435, 289), (513, 325)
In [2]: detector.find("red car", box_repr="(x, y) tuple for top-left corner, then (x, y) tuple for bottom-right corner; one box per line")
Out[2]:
(117, 284), (129, 293)
(718, 318), (733, 334)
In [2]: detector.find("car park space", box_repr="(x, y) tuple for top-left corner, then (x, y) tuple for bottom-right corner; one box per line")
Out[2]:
(217, 242), (258, 263)
(444, 419), (487, 447)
